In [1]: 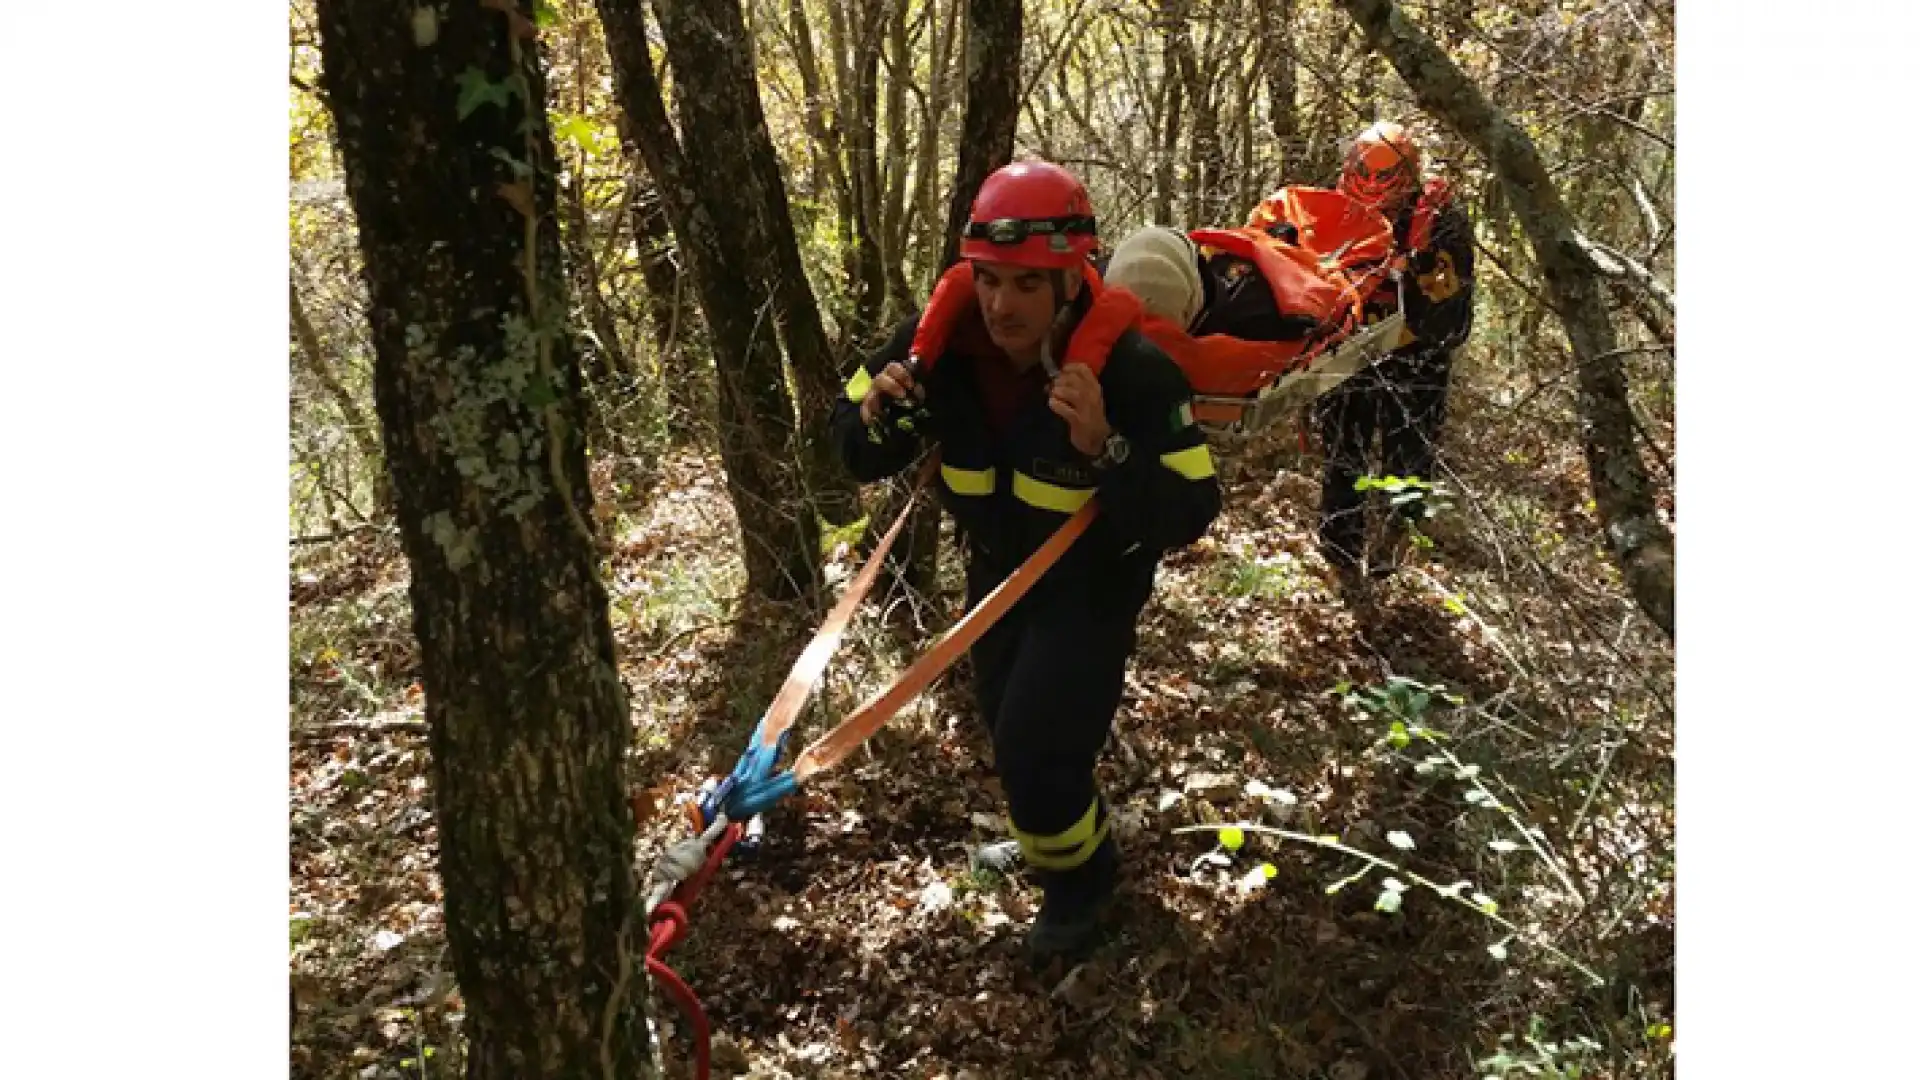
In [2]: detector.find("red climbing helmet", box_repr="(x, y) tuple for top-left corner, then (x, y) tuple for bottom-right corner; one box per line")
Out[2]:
(959, 160), (1099, 269)
(1337, 121), (1423, 211)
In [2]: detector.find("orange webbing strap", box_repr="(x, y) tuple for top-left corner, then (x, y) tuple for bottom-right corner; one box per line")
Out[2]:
(788, 501), (1099, 782)
(753, 455), (940, 752)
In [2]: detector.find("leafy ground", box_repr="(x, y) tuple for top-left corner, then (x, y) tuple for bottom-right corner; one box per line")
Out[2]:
(290, 392), (1675, 1080)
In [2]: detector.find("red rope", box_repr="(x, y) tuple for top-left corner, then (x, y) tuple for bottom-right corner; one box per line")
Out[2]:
(644, 952), (710, 1078)
(644, 821), (743, 1080)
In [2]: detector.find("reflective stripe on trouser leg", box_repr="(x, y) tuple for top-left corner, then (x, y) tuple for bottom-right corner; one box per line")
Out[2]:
(986, 577), (1142, 882)
(1012, 797), (1110, 870)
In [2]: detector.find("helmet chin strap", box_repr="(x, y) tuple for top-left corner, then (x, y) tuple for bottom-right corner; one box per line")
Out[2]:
(1038, 268), (1078, 378)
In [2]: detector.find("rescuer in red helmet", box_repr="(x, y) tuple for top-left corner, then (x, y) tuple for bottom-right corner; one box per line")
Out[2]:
(831, 159), (1222, 962)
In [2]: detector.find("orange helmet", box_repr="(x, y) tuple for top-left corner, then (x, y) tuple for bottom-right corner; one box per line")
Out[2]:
(1337, 122), (1422, 211)
(959, 160), (1099, 269)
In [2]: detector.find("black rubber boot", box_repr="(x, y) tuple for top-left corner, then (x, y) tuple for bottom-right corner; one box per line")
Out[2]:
(1026, 834), (1120, 964)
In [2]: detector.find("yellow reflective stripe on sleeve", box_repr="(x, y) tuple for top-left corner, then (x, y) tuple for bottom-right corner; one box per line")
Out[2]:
(940, 464), (996, 496)
(1012, 471), (1095, 513)
(1159, 444), (1216, 480)
(1012, 800), (1107, 870)
(844, 366), (873, 403)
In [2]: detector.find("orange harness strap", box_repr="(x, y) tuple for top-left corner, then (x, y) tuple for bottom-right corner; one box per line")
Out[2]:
(792, 500), (1096, 780)
(712, 456), (1097, 816)
(752, 455), (940, 753)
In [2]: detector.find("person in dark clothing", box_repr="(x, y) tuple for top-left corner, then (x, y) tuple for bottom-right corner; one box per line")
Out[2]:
(831, 160), (1222, 961)
(1287, 121), (1477, 579)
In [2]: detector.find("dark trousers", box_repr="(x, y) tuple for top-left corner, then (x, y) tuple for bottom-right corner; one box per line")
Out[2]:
(1317, 353), (1452, 570)
(965, 560), (1143, 897)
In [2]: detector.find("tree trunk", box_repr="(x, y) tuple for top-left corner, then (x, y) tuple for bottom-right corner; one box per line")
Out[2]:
(879, 0), (917, 321)
(1300, 19), (1360, 185)
(625, 163), (703, 437)
(729, 0), (866, 527)
(914, 0), (961, 292)
(687, 0), (863, 528)
(289, 278), (390, 515)
(823, 0), (865, 311)
(1258, 0), (1301, 181)
(938, 0), (1024, 271)
(1172, 17), (1223, 227)
(1560, 46), (1673, 348)
(1577, 236), (1674, 348)
(1334, 0), (1675, 638)
(1227, 41), (1259, 217)
(787, 0), (856, 248)
(844, 0), (890, 346)
(562, 18), (633, 396)
(313, 2), (653, 1076)
(924, 0), (1027, 600)
(1152, 4), (1184, 226)
(599, 0), (823, 599)
(560, 172), (632, 396)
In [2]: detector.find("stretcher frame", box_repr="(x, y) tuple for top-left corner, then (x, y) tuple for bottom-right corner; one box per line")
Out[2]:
(1190, 308), (1407, 436)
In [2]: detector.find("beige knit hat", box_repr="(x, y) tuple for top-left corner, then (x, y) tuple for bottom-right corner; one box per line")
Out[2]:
(1104, 226), (1204, 329)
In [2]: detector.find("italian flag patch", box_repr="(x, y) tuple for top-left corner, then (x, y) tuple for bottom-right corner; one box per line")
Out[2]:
(1169, 401), (1195, 431)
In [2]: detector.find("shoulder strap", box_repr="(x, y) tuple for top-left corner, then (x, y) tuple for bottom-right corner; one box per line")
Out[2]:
(907, 262), (978, 374)
(1065, 269), (1141, 376)
(1405, 178), (1453, 254)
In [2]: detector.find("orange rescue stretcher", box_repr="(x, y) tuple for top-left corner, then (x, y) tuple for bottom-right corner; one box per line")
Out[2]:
(1145, 184), (1419, 435)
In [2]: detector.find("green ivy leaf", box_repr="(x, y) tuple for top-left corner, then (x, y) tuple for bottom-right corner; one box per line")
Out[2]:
(488, 146), (534, 179)
(554, 114), (596, 152)
(456, 66), (517, 120)
(533, 0), (560, 28)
